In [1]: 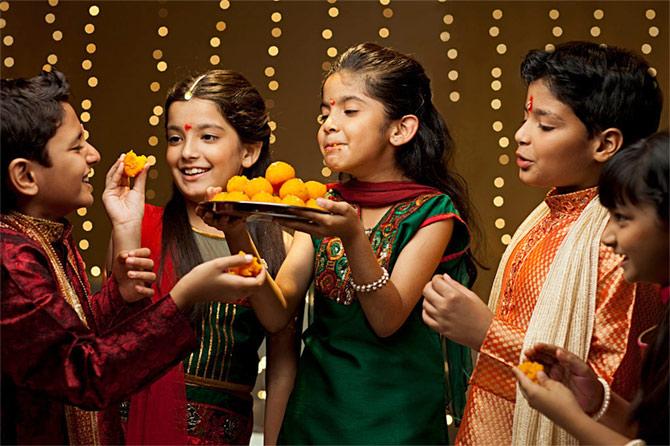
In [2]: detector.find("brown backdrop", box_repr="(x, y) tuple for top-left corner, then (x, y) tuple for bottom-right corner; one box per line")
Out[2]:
(2, 0), (668, 433)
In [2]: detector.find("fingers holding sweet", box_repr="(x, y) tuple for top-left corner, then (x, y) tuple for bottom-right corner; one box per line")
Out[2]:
(512, 365), (536, 397)
(105, 155), (127, 189)
(130, 161), (150, 194)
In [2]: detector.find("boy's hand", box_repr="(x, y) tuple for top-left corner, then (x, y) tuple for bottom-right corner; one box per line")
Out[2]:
(112, 248), (157, 302)
(512, 367), (584, 426)
(272, 198), (362, 242)
(523, 343), (604, 415)
(422, 273), (493, 350)
(102, 154), (149, 231)
(170, 253), (267, 310)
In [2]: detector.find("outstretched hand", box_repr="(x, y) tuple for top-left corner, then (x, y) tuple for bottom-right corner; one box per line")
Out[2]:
(523, 343), (604, 415)
(112, 247), (157, 303)
(272, 197), (363, 241)
(422, 273), (492, 350)
(102, 154), (150, 230)
(170, 252), (268, 310)
(512, 366), (584, 426)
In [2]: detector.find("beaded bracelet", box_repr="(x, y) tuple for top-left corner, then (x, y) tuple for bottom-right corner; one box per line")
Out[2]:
(350, 267), (390, 293)
(592, 376), (611, 421)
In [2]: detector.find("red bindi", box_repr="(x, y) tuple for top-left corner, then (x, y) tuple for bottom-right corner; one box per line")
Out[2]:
(527, 96), (534, 112)
(184, 123), (192, 132)
(329, 98), (335, 106)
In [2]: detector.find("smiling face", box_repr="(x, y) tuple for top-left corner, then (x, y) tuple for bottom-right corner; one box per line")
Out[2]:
(31, 102), (100, 218)
(317, 71), (401, 181)
(514, 80), (603, 193)
(603, 202), (669, 285)
(166, 98), (259, 204)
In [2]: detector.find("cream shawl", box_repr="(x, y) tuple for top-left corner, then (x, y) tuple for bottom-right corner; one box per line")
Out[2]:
(486, 195), (610, 445)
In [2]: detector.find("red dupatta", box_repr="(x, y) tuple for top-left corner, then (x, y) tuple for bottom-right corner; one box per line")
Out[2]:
(126, 205), (188, 445)
(328, 179), (441, 207)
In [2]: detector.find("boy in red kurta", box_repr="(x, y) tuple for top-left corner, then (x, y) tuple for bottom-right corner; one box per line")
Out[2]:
(0, 71), (267, 444)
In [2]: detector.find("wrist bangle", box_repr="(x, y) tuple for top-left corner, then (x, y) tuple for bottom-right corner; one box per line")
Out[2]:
(592, 376), (611, 421)
(350, 267), (389, 293)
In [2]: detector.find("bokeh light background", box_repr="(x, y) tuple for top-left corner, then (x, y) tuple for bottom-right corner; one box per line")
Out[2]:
(2, 0), (668, 435)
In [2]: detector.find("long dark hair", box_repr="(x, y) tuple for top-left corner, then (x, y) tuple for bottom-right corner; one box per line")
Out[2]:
(325, 42), (482, 284)
(161, 70), (286, 318)
(599, 131), (669, 444)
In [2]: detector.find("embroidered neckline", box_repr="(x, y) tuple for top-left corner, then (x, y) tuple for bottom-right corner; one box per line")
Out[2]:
(1, 211), (90, 326)
(6, 212), (68, 242)
(544, 187), (598, 216)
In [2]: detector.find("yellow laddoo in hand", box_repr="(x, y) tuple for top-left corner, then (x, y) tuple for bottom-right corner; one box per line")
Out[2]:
(518, 361), (544, 382)
(265, 161), (296, 188)
(305, 180), (327, 200)
(244, 177), (273, 197)
(281, 194), (305, 207)
(124, 150), (148, 177)
(224, 191), (250, 202)
(251, 191), (275, 203)
(226, 175), (249, 193)
(279, 178), (310, 202)
(211, 191), (229, 201)
(228, 251), (263, 277)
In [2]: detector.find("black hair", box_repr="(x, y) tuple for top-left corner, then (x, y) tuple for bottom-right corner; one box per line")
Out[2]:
(599, 131), (669, 224)
(326, 42), (482, 284)
(521, 41), (662, 145)
(160, 70), (286, 319)
(1, 70), (70, 212)
(631, 307), (669, 445)
(599, 131), (669, 444)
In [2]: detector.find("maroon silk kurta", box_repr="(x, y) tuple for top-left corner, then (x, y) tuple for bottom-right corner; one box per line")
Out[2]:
(1, 219), (198, 445)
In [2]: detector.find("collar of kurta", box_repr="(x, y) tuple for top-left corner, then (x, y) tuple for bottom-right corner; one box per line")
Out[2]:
(1, 211), (71, 243)
(544, 186), (598, 217)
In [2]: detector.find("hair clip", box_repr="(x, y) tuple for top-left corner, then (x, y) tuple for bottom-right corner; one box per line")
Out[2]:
(184, 74), (207, 100)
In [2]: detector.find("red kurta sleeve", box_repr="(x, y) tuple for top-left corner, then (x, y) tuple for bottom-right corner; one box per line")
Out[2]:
(88, 275), (152, 332)
(1, 234), (198, 410)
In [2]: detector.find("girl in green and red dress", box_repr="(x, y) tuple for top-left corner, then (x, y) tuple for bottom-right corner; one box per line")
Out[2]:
(120, 70), (295, 445)
(200, 42), (480, 444)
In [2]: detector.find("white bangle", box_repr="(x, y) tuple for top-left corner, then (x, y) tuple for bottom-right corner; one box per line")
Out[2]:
(592, 376), (611, 421)
(350, 267), (389, 293)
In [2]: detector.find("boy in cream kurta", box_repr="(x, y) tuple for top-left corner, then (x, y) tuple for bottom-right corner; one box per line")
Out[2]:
(421, 41), (665, 445)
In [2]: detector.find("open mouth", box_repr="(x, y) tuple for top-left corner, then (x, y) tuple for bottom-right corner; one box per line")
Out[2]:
(181, 167), (211, 176)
